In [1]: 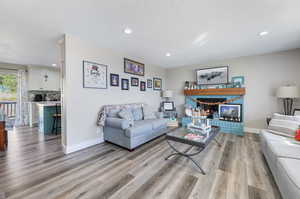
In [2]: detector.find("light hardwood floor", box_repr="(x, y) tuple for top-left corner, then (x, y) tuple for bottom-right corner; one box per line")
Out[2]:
(0, 127), (282, 199)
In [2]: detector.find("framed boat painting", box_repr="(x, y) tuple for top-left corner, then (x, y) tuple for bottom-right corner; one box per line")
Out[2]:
(124, 58), (145, 76)
(83, 61), (107, 89)
(196, 66), (228, 85)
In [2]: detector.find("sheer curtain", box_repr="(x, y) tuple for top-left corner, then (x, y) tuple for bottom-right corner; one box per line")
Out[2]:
(15, 69), (29, 126)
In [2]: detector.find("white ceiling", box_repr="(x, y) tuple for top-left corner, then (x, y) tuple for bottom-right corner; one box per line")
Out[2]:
(1, 0), (300, 68)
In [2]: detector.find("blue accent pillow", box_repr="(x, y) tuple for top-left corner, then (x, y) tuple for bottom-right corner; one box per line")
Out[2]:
(132, 108), (143, 121)
(107, 109), (120, 118)
(118, 109), (134, 123)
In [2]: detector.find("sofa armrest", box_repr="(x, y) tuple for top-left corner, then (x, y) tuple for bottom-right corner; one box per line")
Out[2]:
(155, 112), (164, 119)
(105, 117), (130, 130)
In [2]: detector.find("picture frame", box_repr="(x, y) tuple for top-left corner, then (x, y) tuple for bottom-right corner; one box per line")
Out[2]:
(162, 101), (175, 111)
(131, 77), (139, 87)
(110, 73), (119, 87)
(293, 109), (300, 116)
(124, 58), (145, 76)
(147, 79), (153, 88)
(140, 81), (146, 91)
(83, 60), (107, 89)
(232, 76), (245, 88)
(219, 104), (242, 122)
(121, 78), (129, 90)
(196, 66), (228, 85)
(153, 77), (162, 91)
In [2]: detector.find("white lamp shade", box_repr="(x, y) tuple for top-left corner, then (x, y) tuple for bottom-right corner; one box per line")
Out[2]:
(276, 86), (300, 98)
(162, 90), (173, 98)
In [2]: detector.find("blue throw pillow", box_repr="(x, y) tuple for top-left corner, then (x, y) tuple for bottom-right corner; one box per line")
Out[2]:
(107, 109), (120, 118)
(132, 108), (143, 121)
(118, 109), (134, 123)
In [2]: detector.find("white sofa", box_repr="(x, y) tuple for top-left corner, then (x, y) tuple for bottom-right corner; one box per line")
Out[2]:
(260, 130), (300, 199)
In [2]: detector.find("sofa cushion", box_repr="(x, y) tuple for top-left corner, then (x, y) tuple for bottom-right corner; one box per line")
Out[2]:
(125, 120), (153, 138)
(118, 109), (134, 122)
(132, 108), (143, 121)
(268, 119), (300, 136)
(277, 158), (300, 197)
(142, 105), (156, 120)
(144, 119), (168, 130)
(105, 117), (130, 130)
(107, 109), (120, 118)
(273, 113), (300, 122)
(268, 140), (300, 160)
(261, 130), (292, 142)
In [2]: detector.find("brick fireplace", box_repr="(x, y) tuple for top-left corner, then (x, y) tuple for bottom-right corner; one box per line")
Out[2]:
(182, 88), (245, 136)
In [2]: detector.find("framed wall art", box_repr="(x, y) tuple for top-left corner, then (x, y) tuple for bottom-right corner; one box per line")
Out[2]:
(121, 78), (129, 90)
(110, 73), (119, 87)
(124, 58), (145, 76)
(153, 77), (162, 91)
(196, 66), (228, 85)
(140, 81), (146, 91)
(232, 76), (245, 88)
(83, 60), (107, 89)
(147, 79), (152, 88)
(219, 104), (242, 122)
(131, 77), (139, 87)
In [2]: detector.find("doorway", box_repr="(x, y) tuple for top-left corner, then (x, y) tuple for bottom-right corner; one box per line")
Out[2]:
(0, 69), (18, 128)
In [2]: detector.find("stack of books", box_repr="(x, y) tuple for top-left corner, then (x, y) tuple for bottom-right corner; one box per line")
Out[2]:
(167, 119), (179, 127)
(184, 133), (205, 141)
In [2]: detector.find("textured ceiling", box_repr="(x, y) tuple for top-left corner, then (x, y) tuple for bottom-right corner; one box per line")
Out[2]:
(0, 0), (300, 68)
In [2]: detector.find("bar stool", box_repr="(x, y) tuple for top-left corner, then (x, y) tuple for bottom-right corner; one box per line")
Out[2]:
(52, 103), (61, 134)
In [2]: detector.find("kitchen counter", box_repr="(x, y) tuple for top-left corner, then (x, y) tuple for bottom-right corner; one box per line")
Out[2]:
(38, 102), (61, 134)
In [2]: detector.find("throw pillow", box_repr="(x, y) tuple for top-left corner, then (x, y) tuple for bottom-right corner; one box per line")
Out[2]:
(142, 105), (157, 120)
(107, 109), (120, 118)
(132, 108), (143, 121)
(118, 109), (134, 125)
(268, 118), (300, 136)
(273, 113), (300, 122)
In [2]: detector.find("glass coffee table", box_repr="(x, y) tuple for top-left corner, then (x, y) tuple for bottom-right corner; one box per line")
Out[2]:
(165, 126), (221, 175)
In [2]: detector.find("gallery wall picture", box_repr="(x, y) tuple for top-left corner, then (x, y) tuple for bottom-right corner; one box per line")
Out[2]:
(147, 79), (152, 88)
(196, 66), (228, 85)
(110, 73), (119, 87)
(153, 77), (162, 91)
(140, 81), (146, 91)
(131, 77), (139, 87)
(121, 78), (129, 90)
(124, 58), (145, 76)
(83, 60), (107, 89)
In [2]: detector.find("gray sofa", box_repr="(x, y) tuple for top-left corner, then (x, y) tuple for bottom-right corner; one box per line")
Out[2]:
(103, 103), (168, 150)
(260, 129), (300, 199)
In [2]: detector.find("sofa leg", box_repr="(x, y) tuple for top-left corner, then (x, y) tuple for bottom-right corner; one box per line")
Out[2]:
(129, 148), (135, 152)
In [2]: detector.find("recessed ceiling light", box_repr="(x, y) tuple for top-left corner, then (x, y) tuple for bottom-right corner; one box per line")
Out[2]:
(259, 31), (269, 36)
(166, 53), (171, 57)
(124, 27), (132, 34)
(52, 63), (57, 67)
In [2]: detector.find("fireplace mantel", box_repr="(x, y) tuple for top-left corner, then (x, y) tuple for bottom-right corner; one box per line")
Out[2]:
(184, 88), (246, 96)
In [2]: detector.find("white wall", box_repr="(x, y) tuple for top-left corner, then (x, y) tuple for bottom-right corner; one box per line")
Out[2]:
(27, 65), (60, 91)
(166, 49), (300, 129)
(63, 34), (166, 153)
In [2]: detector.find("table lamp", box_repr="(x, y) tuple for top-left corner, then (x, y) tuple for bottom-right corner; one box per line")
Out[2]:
(276, 85), (300, 115)
(162, 90), (173, 101)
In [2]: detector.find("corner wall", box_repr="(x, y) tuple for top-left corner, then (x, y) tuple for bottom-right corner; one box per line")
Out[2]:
(165, 49), (300, 129)
(63, 34), (166, 153)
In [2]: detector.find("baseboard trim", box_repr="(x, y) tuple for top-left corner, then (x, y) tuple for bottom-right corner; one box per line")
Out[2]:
(244, 127), (261, 134)
(63, 138), (104, 154)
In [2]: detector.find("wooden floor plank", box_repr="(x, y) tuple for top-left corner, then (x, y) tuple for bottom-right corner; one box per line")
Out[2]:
(0, 127), (281, 199)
